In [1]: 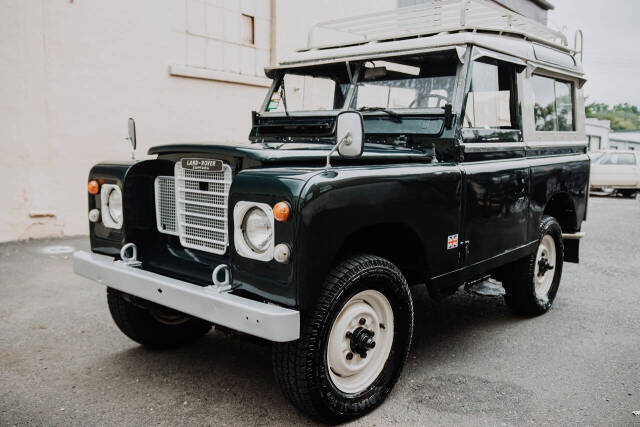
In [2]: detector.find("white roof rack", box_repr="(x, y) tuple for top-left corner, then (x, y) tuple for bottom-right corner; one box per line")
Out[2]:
(304, 0), (568, 52)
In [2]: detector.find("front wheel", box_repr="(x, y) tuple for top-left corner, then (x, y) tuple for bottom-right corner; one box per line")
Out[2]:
(272, 255), (414, 423)
(107, 288), (212, 349)
(503, 215), (564, 316)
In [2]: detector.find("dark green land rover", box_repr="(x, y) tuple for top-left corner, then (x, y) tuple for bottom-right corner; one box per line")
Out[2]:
(74, 3), (589, 422)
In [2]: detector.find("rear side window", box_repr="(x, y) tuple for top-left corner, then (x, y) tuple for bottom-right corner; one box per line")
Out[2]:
(598, 153), (637, 165)
(532, 75), (575, 132)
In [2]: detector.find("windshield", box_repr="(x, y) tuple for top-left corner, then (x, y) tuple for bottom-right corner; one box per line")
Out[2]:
(265, 62), (353, 113)
(262, 51), (459, 115)
(352, 56), (457, 110)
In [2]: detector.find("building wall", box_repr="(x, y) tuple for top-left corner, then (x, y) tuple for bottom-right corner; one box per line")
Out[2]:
(585, 118), (611, 151)
(0, 0), (393, 242)
(609, 131), (640, 151)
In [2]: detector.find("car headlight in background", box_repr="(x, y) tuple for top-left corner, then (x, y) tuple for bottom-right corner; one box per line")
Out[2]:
(234, 201), (275, 261)
(100, 184), (124, 229)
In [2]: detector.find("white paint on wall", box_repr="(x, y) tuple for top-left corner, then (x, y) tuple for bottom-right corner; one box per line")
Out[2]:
(0, 0), (395, 242)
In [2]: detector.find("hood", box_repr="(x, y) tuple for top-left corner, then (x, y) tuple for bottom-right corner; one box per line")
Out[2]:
(148, 143), (432, 165)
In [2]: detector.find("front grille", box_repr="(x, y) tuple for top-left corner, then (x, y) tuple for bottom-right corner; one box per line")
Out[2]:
(154, 161), (232, 255)
(154, 176), (178, 235)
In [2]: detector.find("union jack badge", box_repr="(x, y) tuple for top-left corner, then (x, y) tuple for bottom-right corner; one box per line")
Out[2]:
(447, 234), (459, 250)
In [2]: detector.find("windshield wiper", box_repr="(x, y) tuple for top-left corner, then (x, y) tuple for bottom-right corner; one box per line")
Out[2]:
(358, 106), (402, 123)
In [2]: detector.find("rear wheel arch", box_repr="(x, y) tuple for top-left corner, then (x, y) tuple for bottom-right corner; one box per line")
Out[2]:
(543, 192), (578, 232)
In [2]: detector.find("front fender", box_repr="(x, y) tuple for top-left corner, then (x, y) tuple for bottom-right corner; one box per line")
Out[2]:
(295, 163), (462, 310)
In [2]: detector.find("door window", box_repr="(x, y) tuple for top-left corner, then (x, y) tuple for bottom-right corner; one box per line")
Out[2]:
(463, 59), (520, 142)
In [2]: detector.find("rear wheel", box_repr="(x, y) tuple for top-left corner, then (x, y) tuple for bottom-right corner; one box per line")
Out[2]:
(272, 255), (413, 423)
(107, 288), (211, 349)
(619, 189), (637, 198)
(503, 216), (564, 315)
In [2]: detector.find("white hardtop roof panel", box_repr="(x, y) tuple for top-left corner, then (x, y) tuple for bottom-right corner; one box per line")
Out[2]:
(272, 32), (583, 76)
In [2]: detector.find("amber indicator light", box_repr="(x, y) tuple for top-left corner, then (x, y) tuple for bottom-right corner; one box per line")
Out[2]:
(273, 202), (290, 222)
(88, 180), (100, 195)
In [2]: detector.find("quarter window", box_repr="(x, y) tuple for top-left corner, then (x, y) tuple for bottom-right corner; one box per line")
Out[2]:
(532, 75), (575, 132)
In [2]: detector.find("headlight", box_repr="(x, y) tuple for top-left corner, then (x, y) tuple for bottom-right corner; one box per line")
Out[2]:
(242, 207), (272, 253)
(100, 184), (123, 229)
(108, 188), (123, 223)
(233, 201), (275, 261)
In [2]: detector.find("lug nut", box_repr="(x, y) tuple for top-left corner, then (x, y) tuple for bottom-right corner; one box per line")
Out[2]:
(359, 318), (366, 325)
(346, 352), (353, 360)
(345, 331), (352, 339)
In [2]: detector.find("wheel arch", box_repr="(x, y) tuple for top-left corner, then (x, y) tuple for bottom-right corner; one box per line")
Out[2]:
(333, 222), (429, 286)
(543, 192), (578, 233)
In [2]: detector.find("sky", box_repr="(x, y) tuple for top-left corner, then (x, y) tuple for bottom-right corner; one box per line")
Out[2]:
(548, 0), (640, 107)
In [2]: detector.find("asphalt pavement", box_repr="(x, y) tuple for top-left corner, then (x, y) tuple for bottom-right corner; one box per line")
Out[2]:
(1, 196), (639, 426)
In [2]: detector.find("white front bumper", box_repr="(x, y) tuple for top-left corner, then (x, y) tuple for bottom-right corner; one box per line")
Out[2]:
(73, 251), (300, 342)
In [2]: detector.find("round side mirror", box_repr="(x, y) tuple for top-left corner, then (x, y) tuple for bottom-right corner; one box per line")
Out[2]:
(336, 111), (364, 158)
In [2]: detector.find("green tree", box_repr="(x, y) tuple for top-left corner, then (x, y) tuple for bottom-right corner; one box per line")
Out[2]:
(585, 102), (640, 131)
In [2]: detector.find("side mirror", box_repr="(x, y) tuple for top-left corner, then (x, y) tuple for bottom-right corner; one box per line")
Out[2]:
(325, 111), (364, 168)
(126, 118), (136, 160)
(127, 118), (136, 151)
(336, 111), (364, 158)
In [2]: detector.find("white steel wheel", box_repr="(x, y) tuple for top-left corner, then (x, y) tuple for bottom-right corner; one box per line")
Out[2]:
(534, 235), (556, 299)
(326, 289), (394, 394)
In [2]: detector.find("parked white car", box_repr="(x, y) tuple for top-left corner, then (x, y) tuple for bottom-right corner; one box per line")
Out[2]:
(590, 150), (640, 197)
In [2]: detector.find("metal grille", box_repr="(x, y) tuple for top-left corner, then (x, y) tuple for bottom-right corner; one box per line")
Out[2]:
(174, 162), (232, 255)
(154, 176), (178, 235)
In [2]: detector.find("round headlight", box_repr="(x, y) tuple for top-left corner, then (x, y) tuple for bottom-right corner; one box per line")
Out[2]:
(241, 207), (272, 253)
(107, 188), (123, 223)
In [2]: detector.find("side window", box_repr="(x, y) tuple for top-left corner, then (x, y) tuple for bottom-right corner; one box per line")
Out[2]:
(532, 75), (575, 132)
(463, 59), (520, 142)
(598, 153), (637, 165)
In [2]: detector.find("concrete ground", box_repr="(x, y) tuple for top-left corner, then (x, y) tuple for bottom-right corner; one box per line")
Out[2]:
(1, 196), (639, 426)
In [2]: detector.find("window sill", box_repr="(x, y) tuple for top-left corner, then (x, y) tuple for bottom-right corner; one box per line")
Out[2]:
(169, 65), (272, 88)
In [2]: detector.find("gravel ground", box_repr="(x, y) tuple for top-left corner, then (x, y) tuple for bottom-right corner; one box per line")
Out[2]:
(1, 196), (639, 426)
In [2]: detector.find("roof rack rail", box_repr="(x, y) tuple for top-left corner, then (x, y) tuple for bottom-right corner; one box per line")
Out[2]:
(304, 0), (568, 52)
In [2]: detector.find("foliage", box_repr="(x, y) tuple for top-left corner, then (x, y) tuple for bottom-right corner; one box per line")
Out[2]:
(585, 103), (640, 131)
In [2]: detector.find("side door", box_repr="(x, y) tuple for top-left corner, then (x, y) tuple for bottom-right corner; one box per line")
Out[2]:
(459, 56), (530, 267)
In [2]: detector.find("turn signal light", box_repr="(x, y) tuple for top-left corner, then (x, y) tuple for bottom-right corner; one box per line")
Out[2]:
(273, 201), (290, 222)
(88, 180), (100, 195)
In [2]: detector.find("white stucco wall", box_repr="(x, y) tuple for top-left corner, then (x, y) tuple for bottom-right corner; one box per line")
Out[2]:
(0, 0), (394, 242)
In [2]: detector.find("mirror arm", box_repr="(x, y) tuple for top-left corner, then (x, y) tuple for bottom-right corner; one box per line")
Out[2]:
(325, 131), (351, 169)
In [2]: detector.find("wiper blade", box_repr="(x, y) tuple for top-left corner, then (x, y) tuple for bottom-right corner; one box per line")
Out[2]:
(358, 106), (402, 123)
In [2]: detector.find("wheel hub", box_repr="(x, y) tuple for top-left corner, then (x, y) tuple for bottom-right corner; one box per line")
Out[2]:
(326, 290), (394, 394)
(537, 257), (554, 277)
(349, 326), (376, 358)
(534, 235), (557, 298)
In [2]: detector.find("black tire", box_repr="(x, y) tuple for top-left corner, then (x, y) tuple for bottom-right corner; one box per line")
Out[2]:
(619, 189), (637, 198)
(502, 215), (564, 316)
(272, 255), (414, 424)
(107, 288), (211, 349)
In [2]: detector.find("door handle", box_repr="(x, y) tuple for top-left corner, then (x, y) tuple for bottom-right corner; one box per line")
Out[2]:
(516, 177), (527, 197)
